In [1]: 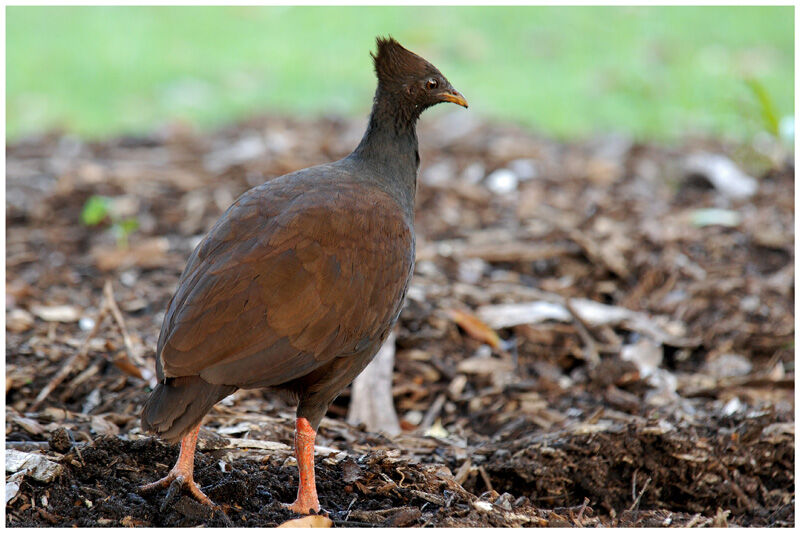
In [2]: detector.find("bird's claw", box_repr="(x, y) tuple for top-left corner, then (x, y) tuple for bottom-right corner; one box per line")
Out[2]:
(139, 471), (216, 511)
(283, 499), (321, 515)
(162, 475), (186, 512)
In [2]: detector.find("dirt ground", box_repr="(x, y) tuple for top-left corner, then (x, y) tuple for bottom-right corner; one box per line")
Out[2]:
(6, 112), (794, 527)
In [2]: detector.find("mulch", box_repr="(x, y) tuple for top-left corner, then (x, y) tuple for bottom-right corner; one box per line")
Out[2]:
(6, 112), (794, 526)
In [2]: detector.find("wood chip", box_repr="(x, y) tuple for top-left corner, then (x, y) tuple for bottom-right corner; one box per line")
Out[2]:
(7, 308), (35, 332)
(31, 304), (81, 323)
(456, 356), (514, 376)
(91, 237), (170, 271)
(226, 438), (290, 451)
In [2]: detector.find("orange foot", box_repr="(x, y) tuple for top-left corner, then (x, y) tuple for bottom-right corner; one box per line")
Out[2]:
(139, 467), (216, 511)
(284, 417), (320, 514)
(283, 493), (320, 515)
(139, 425), (216, 511)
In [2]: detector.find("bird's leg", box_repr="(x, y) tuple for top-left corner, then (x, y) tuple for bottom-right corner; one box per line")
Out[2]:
(285, 417), (320, 514)
(139, 424), (215, 510)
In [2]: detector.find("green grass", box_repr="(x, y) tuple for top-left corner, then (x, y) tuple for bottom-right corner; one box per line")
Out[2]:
(6, 6), (794, 141)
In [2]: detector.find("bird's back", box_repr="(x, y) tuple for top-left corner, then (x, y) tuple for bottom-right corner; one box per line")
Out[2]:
(142, 163), (414, 441)
(155, 163), (414, 391)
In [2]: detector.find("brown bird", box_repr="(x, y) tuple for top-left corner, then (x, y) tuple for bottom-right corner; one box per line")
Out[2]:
(139, 36), (467, 514)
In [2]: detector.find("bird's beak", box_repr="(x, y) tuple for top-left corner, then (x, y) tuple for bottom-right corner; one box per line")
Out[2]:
(440, 88), (468, 108)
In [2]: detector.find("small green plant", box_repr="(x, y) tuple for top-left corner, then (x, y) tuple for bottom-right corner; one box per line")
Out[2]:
(80, 195), (139, 248)
(80, 195), (110, 225)
(744, 78), (780, 137)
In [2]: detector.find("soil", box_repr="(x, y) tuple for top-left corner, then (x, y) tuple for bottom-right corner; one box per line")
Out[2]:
(6, 112), (794, 527)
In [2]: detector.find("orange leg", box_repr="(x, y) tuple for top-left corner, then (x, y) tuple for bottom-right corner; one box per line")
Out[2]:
(284, 417), (320, 514)
(139, 424), (215, 509)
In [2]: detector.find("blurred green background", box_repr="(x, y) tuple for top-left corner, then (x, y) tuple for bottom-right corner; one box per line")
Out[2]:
(6, 5), (794, 142)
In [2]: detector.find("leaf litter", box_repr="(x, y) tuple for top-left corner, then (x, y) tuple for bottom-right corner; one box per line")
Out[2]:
(5, 112), (794, 527)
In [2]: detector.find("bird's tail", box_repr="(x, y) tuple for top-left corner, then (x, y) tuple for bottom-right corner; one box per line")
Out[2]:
(140, 376), (236, 443)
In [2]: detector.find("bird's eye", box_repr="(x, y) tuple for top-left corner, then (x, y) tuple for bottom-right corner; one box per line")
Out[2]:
(426, 79), (438, 90)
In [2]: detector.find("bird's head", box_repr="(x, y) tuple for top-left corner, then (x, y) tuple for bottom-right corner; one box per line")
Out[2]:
(371, 36), (468, 113)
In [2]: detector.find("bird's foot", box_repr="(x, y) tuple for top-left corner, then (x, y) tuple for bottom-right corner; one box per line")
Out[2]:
(283, 495), (321, 515)
(284, 417), (321, 515)
(139, 468), (216, 512)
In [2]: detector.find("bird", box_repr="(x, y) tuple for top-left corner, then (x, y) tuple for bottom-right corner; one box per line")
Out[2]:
(139, 36), (467, 515)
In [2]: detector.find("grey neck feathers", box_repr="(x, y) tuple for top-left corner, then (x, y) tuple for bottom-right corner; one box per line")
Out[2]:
(349, 86), (420, 213)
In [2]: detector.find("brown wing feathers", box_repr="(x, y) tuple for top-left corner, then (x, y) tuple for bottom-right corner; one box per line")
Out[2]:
(141, 176), (413, 439)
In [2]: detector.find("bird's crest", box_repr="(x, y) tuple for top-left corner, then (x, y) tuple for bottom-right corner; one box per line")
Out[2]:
(371, 36), (432, 83)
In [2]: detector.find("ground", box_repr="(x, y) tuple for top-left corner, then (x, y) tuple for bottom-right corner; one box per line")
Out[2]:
(5, 112), (795, 527)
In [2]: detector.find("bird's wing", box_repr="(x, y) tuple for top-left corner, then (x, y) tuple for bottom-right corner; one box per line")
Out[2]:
(156, 176), (413, 389)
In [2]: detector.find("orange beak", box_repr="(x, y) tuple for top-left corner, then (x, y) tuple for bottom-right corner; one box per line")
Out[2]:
(440, 89), (468, 108)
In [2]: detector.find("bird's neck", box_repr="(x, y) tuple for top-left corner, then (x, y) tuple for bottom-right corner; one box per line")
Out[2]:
(349, 88), (420, 210)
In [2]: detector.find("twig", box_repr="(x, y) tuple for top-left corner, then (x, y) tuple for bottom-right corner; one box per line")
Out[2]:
(720, 464), (756, 511)
(104, 281), (144, 366)
(418, 393), (447, 432)
(682, 376), (795, 398)
(6, 441), (50, 451)
(685, 513), (703, 528)
(454, 458), (473, 485)
(627, 475), (651, 513)
(575, 497), (590, 524)
(69, 429), (85, 467)
(478, 465), (494, 493)
(59, 357), (103, 402)
(410, 489), (445, 506)
(565, 298), (600, 365)
(344, 496), (357, 522)
(333, 519), (380, 528)
(31, 300), (109, 411)
(104, 280), (157, 386)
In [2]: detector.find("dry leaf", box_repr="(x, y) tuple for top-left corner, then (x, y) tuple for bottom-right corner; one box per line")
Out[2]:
(448, 309), (502, 349)
(424, 419), (449, 438)
(112, 354), (145, 380)
(11, 415), (46, 437)
(91, 415), (120, 436)
(6, 478), (21, 504)
(6, 450), (64, 482)
(277, 515), (333, 528)
(7, 308), (35, 332)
